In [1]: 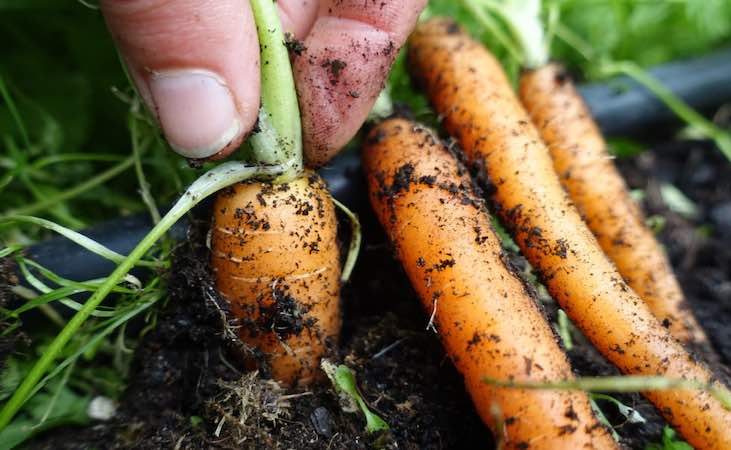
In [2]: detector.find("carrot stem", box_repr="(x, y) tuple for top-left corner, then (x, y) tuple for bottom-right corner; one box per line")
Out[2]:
(457, 0), (523, 64)
(248, 0), (303, 181)
(465, 0), (548, 69)
(129, 103), (161, 224)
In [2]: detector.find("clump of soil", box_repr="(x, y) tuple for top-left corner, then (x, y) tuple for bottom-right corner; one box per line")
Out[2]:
(25, 138), (731, 449)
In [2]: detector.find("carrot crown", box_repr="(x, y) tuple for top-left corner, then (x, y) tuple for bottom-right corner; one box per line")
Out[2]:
(459, 0), (550, 69)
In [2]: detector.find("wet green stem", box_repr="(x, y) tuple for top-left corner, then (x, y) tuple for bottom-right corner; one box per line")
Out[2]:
(248, 0), (303, 182)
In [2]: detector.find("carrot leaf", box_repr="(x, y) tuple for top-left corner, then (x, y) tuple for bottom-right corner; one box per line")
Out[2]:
(591, 393), (646, 425)
(659, 183), (699, 220)
(330, 197), (361, 283)
(322, 359), (389, 434)
(589, 398), (620, 442)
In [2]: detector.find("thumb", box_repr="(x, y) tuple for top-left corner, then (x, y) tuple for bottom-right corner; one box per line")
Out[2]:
(100, 0), (260, 159)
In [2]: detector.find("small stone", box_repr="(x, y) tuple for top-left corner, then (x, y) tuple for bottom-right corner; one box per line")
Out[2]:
(87, 396), (116, 421)
(310, 406), (333, 438)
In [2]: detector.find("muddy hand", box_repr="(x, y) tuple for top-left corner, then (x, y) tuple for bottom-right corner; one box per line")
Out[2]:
(100, 0), (426, 166)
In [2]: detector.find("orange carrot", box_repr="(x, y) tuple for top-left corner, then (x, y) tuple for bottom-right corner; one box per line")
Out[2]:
(363, 117), (616, 449)
(408, 18), (731, 450)
(210, 173), (340, 387)
(519, 64), (708, 349)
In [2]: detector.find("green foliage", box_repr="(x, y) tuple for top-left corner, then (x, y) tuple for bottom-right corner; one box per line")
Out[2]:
(0, 7), (182, 434)
(0, 363), (90, 449)
(599, 60), (731, 162)
(0, 4), (194, 234)
(607, 138), (645, 158)
(0, 1), (298, 433)
(0, 247), (163, 436)
(646, 426), (693, 450)
(554, 0), (731, 79)
(0, 335), (130, 449)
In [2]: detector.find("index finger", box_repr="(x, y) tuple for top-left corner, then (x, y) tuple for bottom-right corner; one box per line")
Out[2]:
(293, 0), (427, 167)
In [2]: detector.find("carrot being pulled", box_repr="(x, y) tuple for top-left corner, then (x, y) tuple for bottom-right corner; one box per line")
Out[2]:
(519, 63), (708, 350)
(363, 118), (616, 449)
(209, 0), (349, 388)
(408, 18), (731, 450)
(211, 173), (341, 387)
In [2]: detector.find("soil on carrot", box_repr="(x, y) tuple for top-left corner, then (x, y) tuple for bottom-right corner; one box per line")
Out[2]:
(24, 138), (731, 449)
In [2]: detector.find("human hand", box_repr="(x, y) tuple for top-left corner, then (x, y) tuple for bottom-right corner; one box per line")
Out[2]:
(100, 0), (426, 166)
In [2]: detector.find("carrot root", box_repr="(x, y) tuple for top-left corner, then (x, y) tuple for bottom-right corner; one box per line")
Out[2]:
(211, 173), (341, 387)
(363, 117), (616, 449)
(519, 63), (709, 349)
(408, 18), (731, 450)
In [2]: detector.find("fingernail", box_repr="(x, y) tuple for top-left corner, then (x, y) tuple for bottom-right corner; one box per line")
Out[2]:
(147, 69), (241, 159)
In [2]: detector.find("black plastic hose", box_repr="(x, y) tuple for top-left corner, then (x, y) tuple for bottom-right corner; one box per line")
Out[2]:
(579, 48), (731, 136)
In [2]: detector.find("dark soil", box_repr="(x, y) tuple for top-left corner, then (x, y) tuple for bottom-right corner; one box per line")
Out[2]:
(23, 139), (731, 449)
(27, 215), (490, 450)
(618, 140), (731, 365)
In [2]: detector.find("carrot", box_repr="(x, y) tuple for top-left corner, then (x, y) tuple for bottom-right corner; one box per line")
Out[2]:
(519, 64), (708, 349)
(408, 18), (731, 450)
(210, 172), (341, 387)
(363, 117), (616, 449)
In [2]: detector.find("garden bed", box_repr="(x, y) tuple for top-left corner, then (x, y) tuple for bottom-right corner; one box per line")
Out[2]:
(25, 136), (731, 449)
